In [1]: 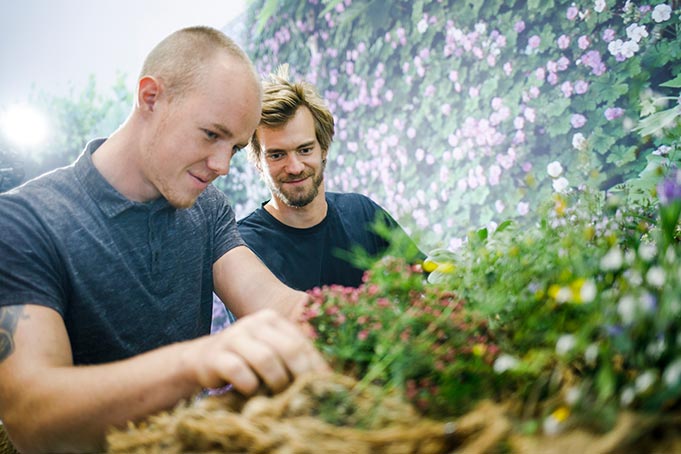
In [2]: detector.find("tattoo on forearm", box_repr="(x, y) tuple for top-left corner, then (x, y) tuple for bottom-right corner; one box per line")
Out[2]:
(0, 306), (27, 363)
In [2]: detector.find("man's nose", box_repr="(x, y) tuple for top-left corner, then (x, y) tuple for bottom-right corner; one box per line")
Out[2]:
(285, 153), (305, 174)
(206, 148), (231, 176)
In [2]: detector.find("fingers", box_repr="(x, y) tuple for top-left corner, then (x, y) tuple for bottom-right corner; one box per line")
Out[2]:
(204, 310), (329, 396)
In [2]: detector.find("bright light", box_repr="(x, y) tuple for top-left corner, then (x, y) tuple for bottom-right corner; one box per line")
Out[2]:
(1, 104), (50, 148)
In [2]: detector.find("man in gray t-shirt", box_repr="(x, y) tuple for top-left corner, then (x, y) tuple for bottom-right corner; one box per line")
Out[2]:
(0, 27), (327, 454)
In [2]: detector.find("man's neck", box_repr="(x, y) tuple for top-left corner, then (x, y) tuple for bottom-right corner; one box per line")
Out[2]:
(264, 189), (328, 229)
(91, 126), (158, 203)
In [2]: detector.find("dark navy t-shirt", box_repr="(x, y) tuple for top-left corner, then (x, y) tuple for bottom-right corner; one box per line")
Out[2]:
(237, 192), (398, 291)
(0, 139), (244, 364)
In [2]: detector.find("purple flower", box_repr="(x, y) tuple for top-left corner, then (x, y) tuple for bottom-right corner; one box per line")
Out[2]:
(602, 28), (616, 42)
(547, 72), (559, 85)
(514, 20), (526, 33)
(658, 170), (681, 205)
(571, 113), (587, 128)
(604, 107), (625, 120)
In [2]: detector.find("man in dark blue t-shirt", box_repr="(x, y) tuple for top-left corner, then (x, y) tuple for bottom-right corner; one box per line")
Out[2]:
(237, 66), (421, 292)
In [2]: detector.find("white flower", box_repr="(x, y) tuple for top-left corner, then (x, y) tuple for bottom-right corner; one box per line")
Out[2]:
(620, 40), (640, 58)
(565, 386), (581, 405)
(555, 287), (573, 303)
(572, 132), (587, 150)
(600, 246), (623, 271)
(635, 370), (656, 394)
(638, 243), (657, 262)
(594, 0), (606, 13)
(417, 18), (428, 34)
(517, 202), (530, 216)
(608, 39), (624, 56)
(620, 386), (635, 406)
(646, 266), (666, 287)
(493, 354), (520, 373)
(552, 177), (570, 193)
(626, 24), (648, 43)
(663, 359), (681, 387)
(652, 4), (672, 23)
(556, 334), (577, 356)
(617, 295), (636, 324)
(547, 161), (564, 178)
(580, 280), (597, 303)
(585, 343), (599, 365)
(475, 22), (487, 34)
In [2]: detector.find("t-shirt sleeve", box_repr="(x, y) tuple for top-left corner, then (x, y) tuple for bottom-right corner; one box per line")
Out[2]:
(0, 197), (66, 314)
(208, 187), (246, 264)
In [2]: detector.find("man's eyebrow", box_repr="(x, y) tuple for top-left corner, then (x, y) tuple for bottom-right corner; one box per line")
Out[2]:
(211, 123), (249, 149)
(266, 140), (316, 154)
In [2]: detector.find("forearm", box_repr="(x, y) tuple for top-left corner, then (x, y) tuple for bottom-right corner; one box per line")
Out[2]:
(4, 340), (200, 454)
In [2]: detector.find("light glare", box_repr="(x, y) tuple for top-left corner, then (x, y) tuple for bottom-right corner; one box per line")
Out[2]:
(1, 104), (49, 148)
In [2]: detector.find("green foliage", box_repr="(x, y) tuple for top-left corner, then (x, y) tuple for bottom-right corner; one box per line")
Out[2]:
(304, 177), (681, 431)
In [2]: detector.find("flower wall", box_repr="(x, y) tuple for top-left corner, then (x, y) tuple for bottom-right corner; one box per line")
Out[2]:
(227, 0), (680, 250)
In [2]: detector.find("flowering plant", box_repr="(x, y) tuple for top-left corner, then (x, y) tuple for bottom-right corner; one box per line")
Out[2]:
(300, 171), (680, 434)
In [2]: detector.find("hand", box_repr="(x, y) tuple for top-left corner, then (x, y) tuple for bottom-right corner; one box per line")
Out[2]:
(186, 309), (329, 395)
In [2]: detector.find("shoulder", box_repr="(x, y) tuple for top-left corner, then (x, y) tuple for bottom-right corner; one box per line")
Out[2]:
(1, 166), (78, 219)
(327, 192), (383, 213)
(237, 207), (270, 231)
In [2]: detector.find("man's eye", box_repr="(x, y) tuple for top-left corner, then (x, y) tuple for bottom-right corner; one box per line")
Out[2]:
(204, 130), (219, 140)
(299, 148), (313, 155)
(267, 153), (283, 160)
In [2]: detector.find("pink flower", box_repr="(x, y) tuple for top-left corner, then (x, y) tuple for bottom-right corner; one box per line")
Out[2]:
(448, 70), (458, 82)
(515, 20), (526, 33)
(357, 329), (369, 341)
(547, 72), (559, 85)
(578, 35), (590, 49)
(557, 56), (570, 71)
(529, 35), (541, 48)
(561, 81), (574, 97)
(503, 62), (513, 75)
(571, 113), (587, 128)
(557, 34), (570, 49)
(567, 6), (579, 20)
(604, 107), (625, 120)
(535, 67), (546, 80)
(602, 28), (616, 42)
(574, 80), (589, 95)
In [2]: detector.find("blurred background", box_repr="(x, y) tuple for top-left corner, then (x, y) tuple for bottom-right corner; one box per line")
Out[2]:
(1, 0), (679, 251)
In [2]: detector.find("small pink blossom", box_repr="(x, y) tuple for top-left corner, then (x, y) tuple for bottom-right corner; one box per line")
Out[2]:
(557, 56), (570, 71)
(574, 80), (589, 95)
(602, 28), (616, 42)
(515, 20), (526, 33)
(557, 34), (570, 49)
(567, 5), (579, 20)
(578, 35), (590, 49)
(604, 107), (625, 120)
(535, 67), (546, 81)
(503, 62), (513, 75)
(561, 81), (574, 98)
(571, 113), (587, 128)
(547, 72), (559, 85)
(528, 35), (541, 48)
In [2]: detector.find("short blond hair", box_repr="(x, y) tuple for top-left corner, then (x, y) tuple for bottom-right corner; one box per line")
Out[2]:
(140, 26), (257, 101)
(249, 65), (335, 165)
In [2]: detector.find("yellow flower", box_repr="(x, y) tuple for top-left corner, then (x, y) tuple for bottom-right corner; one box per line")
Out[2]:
(422, 259), (439, 273)
(472, 344), (487, 357)
(551, 406), (570, 422)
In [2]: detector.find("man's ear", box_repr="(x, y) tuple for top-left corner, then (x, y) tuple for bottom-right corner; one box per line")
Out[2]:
(136, 76), (162, 112)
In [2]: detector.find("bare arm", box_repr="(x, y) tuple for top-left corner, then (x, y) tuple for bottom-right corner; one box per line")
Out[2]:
(213, 245), (310, 320)
(0, 304), (327, 454)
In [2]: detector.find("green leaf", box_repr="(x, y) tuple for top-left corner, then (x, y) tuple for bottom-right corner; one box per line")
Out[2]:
(661, 75), (681, 88)
(255, 0), (281, 35)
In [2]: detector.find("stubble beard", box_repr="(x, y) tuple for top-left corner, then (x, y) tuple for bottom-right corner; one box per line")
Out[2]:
(269, 170), (324, 208)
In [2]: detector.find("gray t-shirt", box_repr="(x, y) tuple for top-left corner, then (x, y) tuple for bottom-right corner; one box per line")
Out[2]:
(0, 139), (244, 365)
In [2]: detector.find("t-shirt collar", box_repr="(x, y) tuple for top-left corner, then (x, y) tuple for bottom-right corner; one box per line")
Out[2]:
(74, 138), (170, 218)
